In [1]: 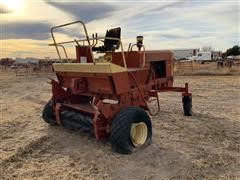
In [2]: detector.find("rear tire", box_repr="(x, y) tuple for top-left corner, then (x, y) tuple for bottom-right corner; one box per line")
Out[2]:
(61, 110), (93, 132)
(42, 101), (56, 125)
(110, 106), (152, 154)
(182, 96), (192, 116)
(42, 101), (93, 132)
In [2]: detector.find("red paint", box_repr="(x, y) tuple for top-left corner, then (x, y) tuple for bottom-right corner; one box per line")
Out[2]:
(51, 46), (191, 140)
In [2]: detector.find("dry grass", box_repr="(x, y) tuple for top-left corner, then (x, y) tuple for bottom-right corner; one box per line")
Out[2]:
(174, 61), (240, 76)
(0, 71), (240, 179)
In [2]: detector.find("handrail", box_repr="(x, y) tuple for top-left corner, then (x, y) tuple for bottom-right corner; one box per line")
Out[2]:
(49, 36), (127, 68)
(49, 44), (69, 62)
(49, 37), (119, 46)
(50, 21), (94, 63)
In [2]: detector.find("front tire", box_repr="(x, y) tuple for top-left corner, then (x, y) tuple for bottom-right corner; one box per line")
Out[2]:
(110, 106), (152, 154)
(182, 96), (192, 116)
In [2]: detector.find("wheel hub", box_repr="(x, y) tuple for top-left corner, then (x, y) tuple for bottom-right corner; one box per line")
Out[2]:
(130, 122), (148, 147)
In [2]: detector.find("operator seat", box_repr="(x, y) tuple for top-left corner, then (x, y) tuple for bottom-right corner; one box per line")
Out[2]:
(92, 27), (121, 53)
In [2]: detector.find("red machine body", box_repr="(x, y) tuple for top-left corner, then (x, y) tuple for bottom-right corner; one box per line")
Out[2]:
(51, 49), (190, 139)
(43, 21), (192, 153)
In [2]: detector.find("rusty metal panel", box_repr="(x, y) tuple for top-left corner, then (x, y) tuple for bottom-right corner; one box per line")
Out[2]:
(145, 50), (173, 79)
(87, 76), (114, 94)
(76, 46), (93, 63)
(112, 51), (144, 68)
(112, 72), (131, 94)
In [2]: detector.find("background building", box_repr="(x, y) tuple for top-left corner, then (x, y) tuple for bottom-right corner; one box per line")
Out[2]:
(172, 49), (199, 60)
(15, 57), (40, 64)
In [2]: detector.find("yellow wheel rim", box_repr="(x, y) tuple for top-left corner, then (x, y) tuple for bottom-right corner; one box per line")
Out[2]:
(130, 122), (148, 147)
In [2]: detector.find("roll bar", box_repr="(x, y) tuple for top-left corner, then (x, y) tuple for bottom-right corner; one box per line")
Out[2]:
(49, 36), (127, 67)
(49, 21), (149, 69)
(50, 21), (94, 63)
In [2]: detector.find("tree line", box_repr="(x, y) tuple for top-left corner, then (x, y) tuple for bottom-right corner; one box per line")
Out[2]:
(222, 45), (240, 58)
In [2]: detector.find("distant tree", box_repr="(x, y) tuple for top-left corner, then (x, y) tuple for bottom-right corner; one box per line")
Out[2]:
(225, 45), (240, 56)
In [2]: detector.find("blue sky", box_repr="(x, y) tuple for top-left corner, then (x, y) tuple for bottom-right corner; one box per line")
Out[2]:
(0, 0), (239, 58)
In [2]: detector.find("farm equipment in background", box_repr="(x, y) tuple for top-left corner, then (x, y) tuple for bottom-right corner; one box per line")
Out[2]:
(42, 21), (192, 154)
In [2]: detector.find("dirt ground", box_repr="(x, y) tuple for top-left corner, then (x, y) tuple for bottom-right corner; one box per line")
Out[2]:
(0, 71), (240, 180)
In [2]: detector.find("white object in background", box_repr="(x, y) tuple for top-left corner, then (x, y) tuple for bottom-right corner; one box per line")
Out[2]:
(80, 56), (87, 63)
